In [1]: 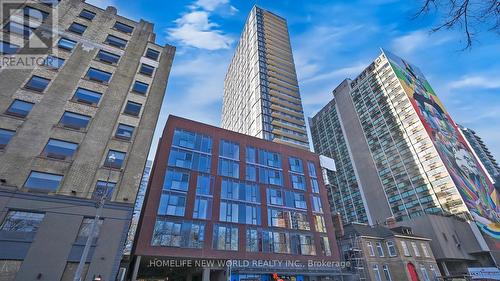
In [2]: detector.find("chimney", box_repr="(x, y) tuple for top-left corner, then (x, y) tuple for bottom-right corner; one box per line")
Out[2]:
(332, 213), (344, 238)
(386, 216), (396, 229)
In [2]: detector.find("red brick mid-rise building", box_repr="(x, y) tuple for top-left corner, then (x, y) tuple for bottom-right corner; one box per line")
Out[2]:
(132, 116), (344, 281)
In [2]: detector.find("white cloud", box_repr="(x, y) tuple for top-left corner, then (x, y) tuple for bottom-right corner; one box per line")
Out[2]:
(391, 30), (453, 55)
(195, 0), (228, 11)
(301, 63), (366, 84)
(168, 10), (233, 50)
(448, 75), (500, 90)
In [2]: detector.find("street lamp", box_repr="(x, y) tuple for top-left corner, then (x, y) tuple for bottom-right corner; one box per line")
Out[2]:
(73, 154), (115, 281)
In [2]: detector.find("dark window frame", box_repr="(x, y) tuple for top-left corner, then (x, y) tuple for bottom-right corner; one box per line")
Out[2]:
(78, 9), (96, 21)
(6, 99), (34, 118)
(58, 111), (91, 131)
(24, 75), (50, 92)
(72, 87), (102, 106)
(68, 22), (87, 35)
(123, 101), (142, 116)
(113, 21), (134, 34)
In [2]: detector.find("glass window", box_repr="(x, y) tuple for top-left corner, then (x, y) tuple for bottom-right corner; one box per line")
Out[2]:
(383, 265), (393, 281)
(68, 22), (87, 35)
(85, 68), (112, 83)
(246, 165), (256, 181)
(115, 123), (134, 140)
(311, 178), (319, 193)
(0, 128), (15, 149)
(376, 242), (384, 257)
(104, 150), (125, 169)
(307, 161), (317, 177)
(213, 224), (238, 251)
(0, 211), (44, 232)
(158, 192), (186, 216)
(163, 168), (189, 192)
(263, 231), (290, 254)
(259, 149), (281, 168)
(221, 179), (260, 203)
(193, 197), (212, 219)
(311, 195), (323, 213)
(58, 37), (77, 51)
(79, 9), (96, 20)
(4, 21), (33, 39)
(421, 243), (431, 257)
(420, 265), (431, 281)
(42, 139), (78, 160)
(168, 147), (211, 173)
(294, 192), (307, 209)
(219, 139), (239, 160)
(105, 34), (127, 48)
(367, 241), (375, 256)
(139, 63), (154, 76)
(23, 6), (49, 22)
(258, 167), (282, 186)
(386, 241), (397, 256)
(430, 265), (440, 280)
(267, 188), (283, 206)
(193, 175), (211, 197)
(24, 171), (63, 192)
(6, 100), (34, 118)
(44, 55), (65, 69)
(152, 220), (182, 247)
(145, 48), (160, 60)
(411, 242), (421, 257)
(96, 50), (120, 64)
(288, 157), (303, 173)
(132, 81), (149, 94)
(91, 181), (115, 200)
(172, 129), (212, 153)
(290, 174), (306, 190)
(59, 111), (91, 130)
(401, 241), (410, 256)
(220, 201), (260, 225)
(295, 234), (316, 255)
(218, 158), (239, 178)
(320, 236), (331, 256)
(152, 220), (205, 249)
(76, 218), (103, 239)
(124, 101), (141, 116)
(246, 146), (256, 163)
(113, 21), (134, 34)
(25, 75), (50, 92)
(0, 41), (19, 54)
(246, 229), (260, 252)
(314, 215), (326, 232)
(72, 87), (102, 106)
(372, 264), (382, 281)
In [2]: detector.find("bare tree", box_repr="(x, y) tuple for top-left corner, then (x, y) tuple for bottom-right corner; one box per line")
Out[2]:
(415, 0), (500, 49)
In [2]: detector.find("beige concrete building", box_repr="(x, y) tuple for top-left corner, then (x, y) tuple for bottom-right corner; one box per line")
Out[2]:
(222, 6), (309, 150)
(0, 0), (174, 280)
(339, 223), (440, 281)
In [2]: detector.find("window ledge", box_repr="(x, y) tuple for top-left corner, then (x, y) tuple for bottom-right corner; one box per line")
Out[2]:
(22, 87), (45, 94)
(81, 77), (109, 86)
(36, 155), (73, 164)
(68, 99), (99, 108)
(53, 124), (88, 134)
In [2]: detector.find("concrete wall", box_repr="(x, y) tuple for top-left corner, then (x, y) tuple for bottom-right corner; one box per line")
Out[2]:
(333, 79), (393, 224)
(0, 0), (175, 280)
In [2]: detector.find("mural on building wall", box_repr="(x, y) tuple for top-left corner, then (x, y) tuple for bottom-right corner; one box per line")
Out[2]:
(383, 50), (500, 239)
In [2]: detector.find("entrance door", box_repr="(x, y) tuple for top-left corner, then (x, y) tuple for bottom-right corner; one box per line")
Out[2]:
(407, 262), (420, 281)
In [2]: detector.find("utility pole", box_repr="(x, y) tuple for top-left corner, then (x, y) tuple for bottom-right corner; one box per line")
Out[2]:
(73, 154), (115, 281)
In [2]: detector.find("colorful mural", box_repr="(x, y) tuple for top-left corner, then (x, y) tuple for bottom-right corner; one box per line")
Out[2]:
(383, 50), (500, 239)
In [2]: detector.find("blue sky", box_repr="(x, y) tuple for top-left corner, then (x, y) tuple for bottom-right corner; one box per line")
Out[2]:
(88, 0), (500, 162)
